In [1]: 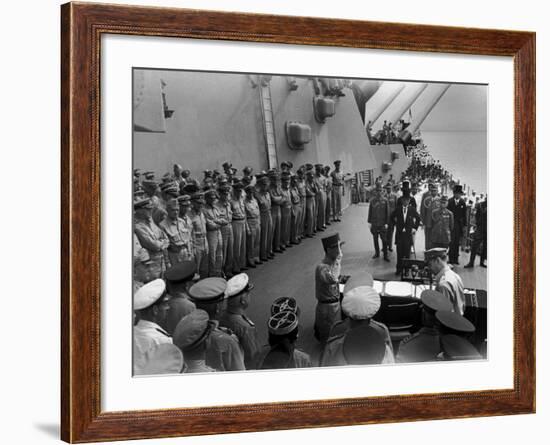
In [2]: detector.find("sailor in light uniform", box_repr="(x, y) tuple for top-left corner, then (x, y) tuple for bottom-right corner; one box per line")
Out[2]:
(396, 290), (453, 363)
(133, 279), (175, 375)
(219, 273), (261, 369)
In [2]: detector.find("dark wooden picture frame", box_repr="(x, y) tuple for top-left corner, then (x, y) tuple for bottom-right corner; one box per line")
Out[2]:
(61, 2), (535, 442)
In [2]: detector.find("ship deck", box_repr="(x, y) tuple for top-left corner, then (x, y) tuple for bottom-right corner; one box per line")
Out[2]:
(243, 202), (487, 364)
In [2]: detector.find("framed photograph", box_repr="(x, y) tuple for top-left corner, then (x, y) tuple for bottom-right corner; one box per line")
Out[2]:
(61, 2), (535, 442)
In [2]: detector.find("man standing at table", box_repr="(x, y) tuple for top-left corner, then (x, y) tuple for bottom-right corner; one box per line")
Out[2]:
(390, 187), (421, 275)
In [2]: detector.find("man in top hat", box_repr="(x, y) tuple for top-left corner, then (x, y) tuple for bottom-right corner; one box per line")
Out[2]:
(390, 186), (421, 275)
(243, 184), (261, 268)
(230, 181), (247, 275)
(257, 311), (312, 369)
(256, 174), (273, 261)
(134, 279), (174, 374)
(215, 184), (234, 278)
(159, 198), (195, 266)
(396, 290), (453, 363)
(289, 175), (303, 245)
(280, 172), (293, 248)
(314, 164), (327, 231)
(322, 285), (393, 365)
(330, 160), (345, 222)
(314, 233), (345, 343)
(173, 310), (216, 373)
(368, 182), (390, 262)
(134, 196), (170, 279)
(304, 170), (317, 237)
(447, 184), (467, 264)
(203, 190), (226, 277)
(219, 273), (261, 369)
(187, 278), (245, 371)
(385, 182), (399, 252)
(323, 166), (333, 225)
(188, 192), (209, 279)
(425, 248), (466, 315)
(421, 182), (441, 250)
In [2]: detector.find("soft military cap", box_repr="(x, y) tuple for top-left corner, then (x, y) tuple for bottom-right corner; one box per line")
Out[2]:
(441, 334), (482, 360)
(134, 278), (167, 310)
(321, 232), (344, 250)
(164, 260), (196, 283)
(188, 277), (227, 302)
(421, 289), (453, 312)
(173, 309), (213, 351)
(342, 286), (381, 319)
(436, 310), (475, 333)
(225, 273), (254, 299)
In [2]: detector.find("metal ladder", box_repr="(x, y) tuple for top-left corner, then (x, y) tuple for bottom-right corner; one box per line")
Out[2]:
(259, 83), (278, 169)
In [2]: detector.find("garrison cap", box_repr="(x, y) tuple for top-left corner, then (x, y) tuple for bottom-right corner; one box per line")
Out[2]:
(133, 278), (167, 311)
(436, 310), (476, 334)
(321, 232), (344, 250)
(267, 310), (298, 335)
(173, 309), (214, 351)
(420, 290), (453, 312)
(342, 325), (386, 365)
(342, 286), (381, 319)
(424, 247), (448, 261)
(225, 273), (254, 298)
(134, 343), (184, 375)
(188, 277), (227, 303)
(441, 334), (482, 360)
(271, 297), (300, 316)
(164, 260), (196, 283)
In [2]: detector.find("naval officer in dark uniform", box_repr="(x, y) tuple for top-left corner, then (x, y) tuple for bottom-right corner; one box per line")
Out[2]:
(396, 290), (453, 363)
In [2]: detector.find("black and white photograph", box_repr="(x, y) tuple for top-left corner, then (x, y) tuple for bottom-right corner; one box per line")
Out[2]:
(132, 69), (488, 375)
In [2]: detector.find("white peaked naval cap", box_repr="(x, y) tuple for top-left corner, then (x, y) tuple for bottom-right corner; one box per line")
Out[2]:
(342, 286), (381, 319)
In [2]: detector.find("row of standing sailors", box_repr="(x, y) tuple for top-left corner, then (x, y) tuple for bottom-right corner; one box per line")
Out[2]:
(133, 161), (348, 285)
